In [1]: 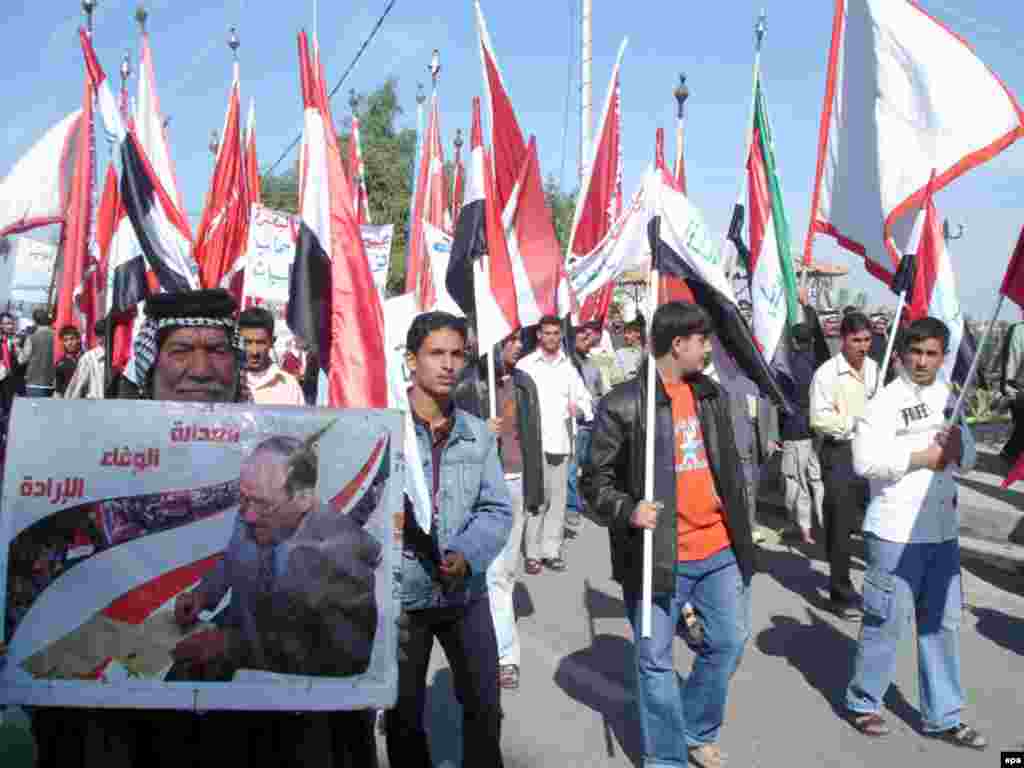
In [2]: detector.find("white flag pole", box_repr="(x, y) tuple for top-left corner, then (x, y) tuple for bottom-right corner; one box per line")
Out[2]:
(641, 266), (659, 638)
(876, 289), (907, 395)
(480, 251), (499, 420)
(950, 293), (1006, 424)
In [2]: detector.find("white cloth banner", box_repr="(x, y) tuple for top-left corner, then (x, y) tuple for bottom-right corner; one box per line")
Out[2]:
(241, 205), (298, 358)
(0, 236), (57, 313)
(0, 401), (402, 712)
(361, 224), (394, 299)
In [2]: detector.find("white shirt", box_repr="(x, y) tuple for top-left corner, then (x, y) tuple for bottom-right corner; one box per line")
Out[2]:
(516, 347), (593, 454)
(852, 373), (976, 543)
(63, 346), (105, 399)
(245, 363), (306, 407)
(810, 352), (879, 441)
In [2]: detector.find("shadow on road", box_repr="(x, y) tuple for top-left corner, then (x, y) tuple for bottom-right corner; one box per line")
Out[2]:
(957, 476), (1024, 517)
(969, 606), (1024, 656)
(756, 609), (919, 733)
(551, 580), (642, 767)
(755, 545), (832, 609)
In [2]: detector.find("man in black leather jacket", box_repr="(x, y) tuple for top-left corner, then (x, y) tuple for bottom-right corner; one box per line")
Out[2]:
(582, 301), (754, 768)
(454, 331), (544, 690)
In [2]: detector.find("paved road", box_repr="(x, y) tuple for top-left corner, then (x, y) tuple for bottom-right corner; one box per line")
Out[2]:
(379, 514), (1024, 767)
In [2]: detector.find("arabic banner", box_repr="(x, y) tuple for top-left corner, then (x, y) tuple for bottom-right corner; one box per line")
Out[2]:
(0, 400), (402, 711)
(0, 235), (57, 313)
(361, 224), (394, 299)
(242, 205), (297, 357)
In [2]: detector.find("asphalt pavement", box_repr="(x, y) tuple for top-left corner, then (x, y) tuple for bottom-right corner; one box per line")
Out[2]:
(380, 513), (1024, 768)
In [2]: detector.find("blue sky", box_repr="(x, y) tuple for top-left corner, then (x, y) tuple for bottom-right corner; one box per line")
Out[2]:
(3, 0), (1024, 319)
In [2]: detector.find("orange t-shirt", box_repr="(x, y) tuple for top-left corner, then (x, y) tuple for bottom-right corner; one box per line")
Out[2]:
(663, 379), (730, 561)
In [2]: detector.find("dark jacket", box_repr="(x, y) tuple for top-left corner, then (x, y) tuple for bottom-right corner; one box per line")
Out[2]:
(779, 348), (816, 441)
(582, 370), (755, 594)
(454, 359), (546, 511)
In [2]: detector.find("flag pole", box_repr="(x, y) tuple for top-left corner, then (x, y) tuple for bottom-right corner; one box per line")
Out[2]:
(876, 289), (907, 392)
(641, 264), (659, 638)
(641, 173), (665, 639)
(950, 293), (1005, 424)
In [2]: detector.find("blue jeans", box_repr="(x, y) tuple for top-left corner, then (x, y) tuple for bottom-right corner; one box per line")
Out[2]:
(566, 425), (592, 516)
(624, 547), (751, 767)
(846, 535), (963, 731)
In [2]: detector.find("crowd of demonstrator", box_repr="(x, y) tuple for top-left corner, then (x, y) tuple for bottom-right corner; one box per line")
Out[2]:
(0, 293), (995, 766)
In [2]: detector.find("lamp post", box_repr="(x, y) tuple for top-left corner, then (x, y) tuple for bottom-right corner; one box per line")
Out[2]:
(673, 74), (689, 195)
(209, 130), (219, 157)
(228, 26), (239, 60)
(135, 4), (147, 32)
(943, 218), (965, 244)
(82, 0), (97, 35)
(429, 49), (441, 89)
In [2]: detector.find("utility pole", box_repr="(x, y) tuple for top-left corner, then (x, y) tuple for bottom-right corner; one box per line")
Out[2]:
(580, 0), (592, 184)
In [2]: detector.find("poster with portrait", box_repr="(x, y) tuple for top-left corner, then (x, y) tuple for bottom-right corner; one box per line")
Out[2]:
(0, 400), (403, 711)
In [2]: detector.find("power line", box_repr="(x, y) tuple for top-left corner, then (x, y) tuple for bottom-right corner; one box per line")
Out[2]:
(262, 0), (397, 177)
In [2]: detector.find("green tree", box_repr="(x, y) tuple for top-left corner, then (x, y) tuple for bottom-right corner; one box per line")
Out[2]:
(259, 78), (417, 296)
(544, 174), (576, 252)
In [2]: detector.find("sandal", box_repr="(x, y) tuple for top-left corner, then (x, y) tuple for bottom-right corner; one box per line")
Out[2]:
(688, 743), (725, 768)
(851, 712), (890, 737)
(498, 664), (519, 690)
(524, 559), (542, 575)
(543, 557), (567, 572)
(928, 723), (987, 750)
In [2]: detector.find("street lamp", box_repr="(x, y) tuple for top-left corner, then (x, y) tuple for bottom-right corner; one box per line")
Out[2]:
(82, 0), (98, 34)
(228, 26), (239, 59)
(416, 82), (425, 107)
(673, 74), (689, 120)
(135, 4), (147, 32)
(454, 128), (463, 154)
(349, 88), (359, 115)
(209, 129), (219, 157)
(429, 49), (441, 88)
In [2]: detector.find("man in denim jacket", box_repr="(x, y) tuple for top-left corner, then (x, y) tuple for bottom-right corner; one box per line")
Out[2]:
(386, 312), (513, 767)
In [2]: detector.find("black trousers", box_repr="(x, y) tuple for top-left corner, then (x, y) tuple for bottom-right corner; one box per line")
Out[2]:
(30, 707), (377, 768)
(1003, 398), (1024, 462)
(386, 598), (503, 768)
(820, 441), (868, 595)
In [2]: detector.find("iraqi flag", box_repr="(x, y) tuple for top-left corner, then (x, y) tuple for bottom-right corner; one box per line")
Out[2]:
(901, 172), (976, 386)
(195, 62), (249, 299)
(804, 0), (1024, 282)
(404, 89), (449, 309)
(651, 165), (791, 412)
(446, 97), (518, 352)
(53, 62), (97, 356)
(566, 38), (627, 328)
(82, 29), (198, 315)
(287, 31), (387, 409)
(747, 78), (799, 374)
(476, 0), (565, 324)
(135, 28), (187, 223)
